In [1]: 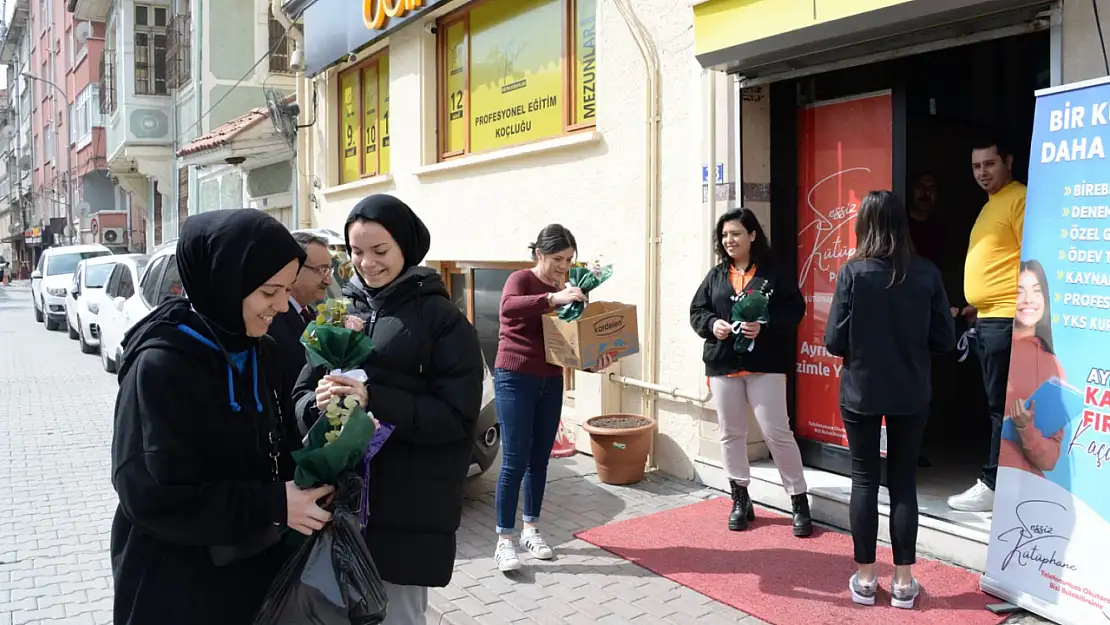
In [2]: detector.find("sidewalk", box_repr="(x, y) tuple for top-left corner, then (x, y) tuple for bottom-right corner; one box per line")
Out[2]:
(430, 455), (765, 625)
(430, 455), (1050, 625)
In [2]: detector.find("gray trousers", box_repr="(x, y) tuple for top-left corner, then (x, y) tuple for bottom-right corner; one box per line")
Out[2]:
(708, 373), (808, 495)
(382, 582), (428, 625)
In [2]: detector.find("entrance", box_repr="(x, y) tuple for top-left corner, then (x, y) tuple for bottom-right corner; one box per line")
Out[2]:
(770, 30), (1050, 525)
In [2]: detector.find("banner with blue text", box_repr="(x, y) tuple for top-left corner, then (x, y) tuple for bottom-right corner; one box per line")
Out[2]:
(981, 76), (1110, 625)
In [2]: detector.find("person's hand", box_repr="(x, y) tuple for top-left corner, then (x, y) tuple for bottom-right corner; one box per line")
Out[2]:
(587, 351), (617, 372)
(344, 315), (365, 332)
(740, 322), (761, 339)
(961, 305), (978, 323)
(323, 374), (369, 408)
(550, 286), (586, 307)
(951, 307), (959, 318)
(1011, 398), (1034, 429)
(712, 319), (732, 340)
(285, 483), (334, 536)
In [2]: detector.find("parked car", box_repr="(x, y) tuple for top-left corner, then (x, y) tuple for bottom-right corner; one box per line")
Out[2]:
(31, 244), (113, 331)
(113, 240), (501, 474)
(65, 256), (129, 354)
(87, 255), (150, 370)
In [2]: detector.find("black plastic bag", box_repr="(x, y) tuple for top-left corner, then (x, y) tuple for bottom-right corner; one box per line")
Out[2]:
(253, 473), (388, 625)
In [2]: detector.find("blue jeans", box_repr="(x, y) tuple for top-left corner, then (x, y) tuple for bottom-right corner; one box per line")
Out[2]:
(493, 368), (564, 534)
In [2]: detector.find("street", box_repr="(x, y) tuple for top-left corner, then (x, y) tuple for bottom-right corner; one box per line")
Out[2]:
(0, 283), (115, 625)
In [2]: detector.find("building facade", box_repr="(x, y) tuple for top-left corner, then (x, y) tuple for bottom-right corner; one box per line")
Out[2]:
(70, 0), (299, 247)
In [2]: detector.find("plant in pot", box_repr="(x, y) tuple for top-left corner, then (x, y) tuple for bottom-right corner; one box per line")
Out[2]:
(581, 414), (656, 485)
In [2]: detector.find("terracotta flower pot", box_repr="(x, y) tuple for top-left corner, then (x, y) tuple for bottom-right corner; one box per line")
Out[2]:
(581, 414), (656, 485)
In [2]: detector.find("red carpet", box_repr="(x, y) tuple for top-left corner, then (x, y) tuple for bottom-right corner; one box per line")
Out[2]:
(575, 497), (1004, 625)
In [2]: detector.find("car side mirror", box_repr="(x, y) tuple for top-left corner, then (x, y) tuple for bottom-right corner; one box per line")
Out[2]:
(114, 296), (127, 312)
(72, 288), (80, 298)
(31, 270), (41, 280)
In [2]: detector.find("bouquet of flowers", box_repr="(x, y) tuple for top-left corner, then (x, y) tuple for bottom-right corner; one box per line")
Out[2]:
(730, 277), (773, 353)
(558, 259), (614, 322)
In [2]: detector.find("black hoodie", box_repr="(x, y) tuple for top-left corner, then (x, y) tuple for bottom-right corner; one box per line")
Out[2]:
(293, 195), (483, 588)
(110, 209), (306, 625)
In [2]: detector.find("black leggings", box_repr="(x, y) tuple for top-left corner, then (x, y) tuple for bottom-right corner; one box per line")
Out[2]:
(841, 409), (928, 566)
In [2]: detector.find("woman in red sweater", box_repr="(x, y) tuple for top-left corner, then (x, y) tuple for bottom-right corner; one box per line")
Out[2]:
(492, 224), (612, 572)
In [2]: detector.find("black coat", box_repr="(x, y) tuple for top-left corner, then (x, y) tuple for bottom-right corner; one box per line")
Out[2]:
(824, 256), (956, 416)
(110, 304), (301, 625)
(267, 306), (308, 398)
(293, 267), (483, 588)
(689, 261), (805, 376)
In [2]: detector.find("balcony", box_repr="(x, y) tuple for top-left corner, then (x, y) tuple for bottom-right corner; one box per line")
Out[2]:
(67, 0), (112, 22)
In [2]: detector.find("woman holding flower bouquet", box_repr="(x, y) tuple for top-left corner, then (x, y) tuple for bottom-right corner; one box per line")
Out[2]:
(110, 209), (336, 625)
(491, 224), (615, 573)
(689, 208), (813, 537)
(293, 194), (485, 623)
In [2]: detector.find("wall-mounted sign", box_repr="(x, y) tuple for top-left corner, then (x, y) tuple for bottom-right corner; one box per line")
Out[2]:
(303, 0), (450, 75)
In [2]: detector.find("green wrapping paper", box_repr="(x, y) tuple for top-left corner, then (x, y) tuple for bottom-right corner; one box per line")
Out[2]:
(558, 262), (614, 322)
(730, 277), (773, 354)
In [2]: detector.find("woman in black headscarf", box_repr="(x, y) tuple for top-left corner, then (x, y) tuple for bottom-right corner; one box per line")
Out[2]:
(293, 194), (484, 624)
(110, 209), (337, 625)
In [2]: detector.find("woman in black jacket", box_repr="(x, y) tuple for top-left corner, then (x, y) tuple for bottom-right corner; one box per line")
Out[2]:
(824, 191), (955, 610)
(293, 194), (484, 623)
(110, 209), (336, 625)
(689, 208), (812, 536)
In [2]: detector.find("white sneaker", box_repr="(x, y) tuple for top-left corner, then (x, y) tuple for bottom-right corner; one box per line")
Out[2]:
(520, 528), (554, 560)
(947, 480), (995, 512)
(891, 577), (921, 610)
(494, 539), (521, 572)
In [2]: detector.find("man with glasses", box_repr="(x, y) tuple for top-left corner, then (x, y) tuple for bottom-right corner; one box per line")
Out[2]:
(269, 231), (335, 399)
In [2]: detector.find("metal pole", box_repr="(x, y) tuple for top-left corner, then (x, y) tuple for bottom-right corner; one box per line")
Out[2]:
(23, 73), (73, 245)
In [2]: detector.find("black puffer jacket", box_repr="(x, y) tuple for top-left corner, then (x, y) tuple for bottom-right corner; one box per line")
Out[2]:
(689, 261), (805, 376)
(293, 268), (483, 588)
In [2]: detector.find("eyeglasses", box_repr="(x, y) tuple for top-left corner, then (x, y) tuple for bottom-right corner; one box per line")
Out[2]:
(302, 263), (333, 279)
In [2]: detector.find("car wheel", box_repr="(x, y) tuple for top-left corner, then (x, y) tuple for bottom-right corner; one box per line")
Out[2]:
(68, 315), (79, 340)
(44, 309), (60, 331)
(79, 321), (96, 354)
(33, 298), (43, 322)
(101, 343), (116, 373)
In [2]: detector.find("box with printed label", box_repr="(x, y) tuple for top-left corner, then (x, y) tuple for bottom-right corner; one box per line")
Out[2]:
(541, 302), (640, 370)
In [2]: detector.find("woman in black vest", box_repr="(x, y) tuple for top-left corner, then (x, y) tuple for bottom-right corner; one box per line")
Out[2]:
(689, 208), (812, 536)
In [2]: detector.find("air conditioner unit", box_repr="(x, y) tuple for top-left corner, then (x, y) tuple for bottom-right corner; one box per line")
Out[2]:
(101, 227), (125, 245)
(75, 22), (92, 43)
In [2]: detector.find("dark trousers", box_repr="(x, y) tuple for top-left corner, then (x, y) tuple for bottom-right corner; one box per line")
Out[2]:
(493, 368), (564, 534)
(975, 318), (1013, 490)
(841, 409), (928, 566)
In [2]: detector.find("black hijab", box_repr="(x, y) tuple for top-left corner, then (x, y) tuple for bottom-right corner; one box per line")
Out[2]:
(344, 194), (431, 269)
(176, 209), (307, 351)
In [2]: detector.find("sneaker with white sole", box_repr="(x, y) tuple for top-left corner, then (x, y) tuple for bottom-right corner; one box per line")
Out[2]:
(891, 577), (920, 609)
(520, 528), (554, 560)
(849, 573), (877, 606)
(494, 539), (521, 572)
(947, 480), (995, 512)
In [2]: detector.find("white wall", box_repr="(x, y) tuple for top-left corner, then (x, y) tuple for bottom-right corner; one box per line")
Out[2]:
(306, 0), (723, 479)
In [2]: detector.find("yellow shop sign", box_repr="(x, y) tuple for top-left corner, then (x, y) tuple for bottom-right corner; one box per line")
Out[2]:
(363, 0), (425, 31)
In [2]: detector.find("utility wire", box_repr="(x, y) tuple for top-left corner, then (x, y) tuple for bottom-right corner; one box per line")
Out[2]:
(177, 29), (291, 140)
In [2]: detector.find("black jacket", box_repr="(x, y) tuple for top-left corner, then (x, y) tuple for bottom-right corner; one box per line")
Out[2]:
(110, 301), (301, 625)
(824, 256), (956, 416)
(690, 261), (806, 376)
(267, 305), (308, 398)
(293, 267), (483, 588)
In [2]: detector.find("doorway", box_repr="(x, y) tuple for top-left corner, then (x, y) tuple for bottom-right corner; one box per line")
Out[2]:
(770, 29), (1050, 524)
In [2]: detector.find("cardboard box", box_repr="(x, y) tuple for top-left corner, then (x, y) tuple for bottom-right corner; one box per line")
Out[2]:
(542, 302), (640, 370)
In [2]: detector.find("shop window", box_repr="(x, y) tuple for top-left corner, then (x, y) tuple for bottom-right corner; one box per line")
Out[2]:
(337, 51), (391, 184)
(441, 262), (576, 395)
(436, 0), (597, 160)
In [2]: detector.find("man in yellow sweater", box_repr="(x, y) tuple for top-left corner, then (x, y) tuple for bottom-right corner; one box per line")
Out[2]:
(948, 139), (1025, 513)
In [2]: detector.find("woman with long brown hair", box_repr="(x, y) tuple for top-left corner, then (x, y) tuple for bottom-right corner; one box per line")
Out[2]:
(825, 190), (955, 610)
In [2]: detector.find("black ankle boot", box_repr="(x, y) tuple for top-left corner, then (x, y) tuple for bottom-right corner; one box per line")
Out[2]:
(728, 480), (755, 531)
(791, 493), (813, 537)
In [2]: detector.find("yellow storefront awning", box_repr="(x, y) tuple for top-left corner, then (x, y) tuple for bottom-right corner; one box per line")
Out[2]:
(693, 0), (1051, 76)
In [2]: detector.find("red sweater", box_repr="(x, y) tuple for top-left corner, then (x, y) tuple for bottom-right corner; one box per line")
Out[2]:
(495, 269), (561, 377)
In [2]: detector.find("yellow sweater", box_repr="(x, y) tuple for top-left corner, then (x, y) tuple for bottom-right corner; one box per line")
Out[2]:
(964, 181), (1026, 318)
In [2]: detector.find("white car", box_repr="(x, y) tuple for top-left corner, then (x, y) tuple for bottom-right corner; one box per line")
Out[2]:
(101, 241), (181, 371)
(64, 256), (125, 354)
(97, 254), (151, 372)
(31, 244), (113, 331)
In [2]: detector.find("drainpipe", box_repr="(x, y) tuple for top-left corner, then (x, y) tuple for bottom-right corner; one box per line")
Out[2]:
(270, 0), (312, 229)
